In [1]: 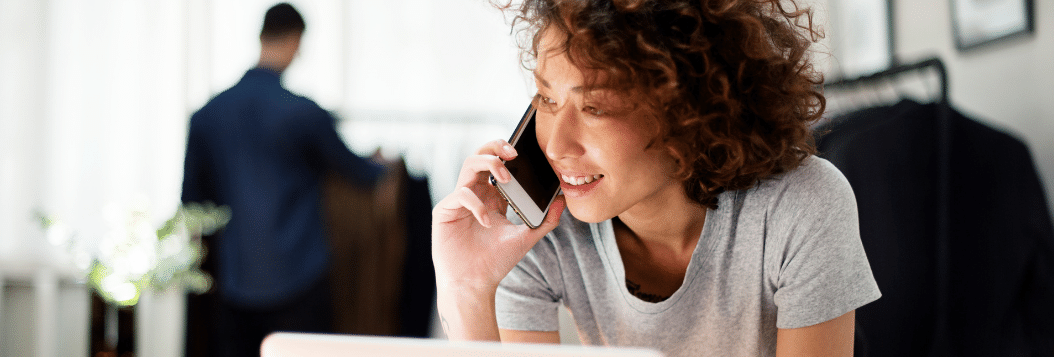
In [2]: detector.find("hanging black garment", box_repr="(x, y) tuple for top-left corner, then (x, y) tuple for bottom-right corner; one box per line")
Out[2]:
(816, 100), (1054, 357)
(397, 174), (436, 338)
(323, 158), (436, 338)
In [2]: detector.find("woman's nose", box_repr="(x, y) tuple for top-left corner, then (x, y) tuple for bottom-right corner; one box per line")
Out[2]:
(539, 107), (585, 161)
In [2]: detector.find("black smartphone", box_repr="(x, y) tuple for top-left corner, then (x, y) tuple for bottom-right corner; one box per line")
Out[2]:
(492, 103), (561, 228)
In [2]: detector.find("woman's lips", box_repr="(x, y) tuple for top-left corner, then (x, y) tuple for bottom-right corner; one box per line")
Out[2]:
(559, 173), (604, 197)
(561, 174), (602, 185)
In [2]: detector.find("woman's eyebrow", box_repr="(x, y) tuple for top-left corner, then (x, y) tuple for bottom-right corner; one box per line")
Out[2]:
(534, 72), (584, 93)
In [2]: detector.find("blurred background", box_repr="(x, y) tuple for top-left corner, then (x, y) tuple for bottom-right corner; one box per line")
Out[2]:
(0, 0), (1051, 356)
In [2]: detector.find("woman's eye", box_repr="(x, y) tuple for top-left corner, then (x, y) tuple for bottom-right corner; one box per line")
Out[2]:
(536, 94), (558, 111)
(584, 106), (605, 116)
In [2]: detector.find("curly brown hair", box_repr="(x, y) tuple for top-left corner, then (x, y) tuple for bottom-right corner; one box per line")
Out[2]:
(501, 0), (826, 209)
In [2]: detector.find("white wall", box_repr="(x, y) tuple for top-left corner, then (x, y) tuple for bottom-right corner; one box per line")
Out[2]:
(892, 0), (1054, 210)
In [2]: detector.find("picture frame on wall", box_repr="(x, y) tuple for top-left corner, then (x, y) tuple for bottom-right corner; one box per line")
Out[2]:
(829, 0), (894, 79)
(951, 0), (1034, 51)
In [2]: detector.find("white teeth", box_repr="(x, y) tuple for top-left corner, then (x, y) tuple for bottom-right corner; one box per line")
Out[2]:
(561, 174), (602, 186)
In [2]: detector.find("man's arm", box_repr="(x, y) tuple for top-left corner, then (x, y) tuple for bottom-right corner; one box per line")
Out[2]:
(181, 115), (212, 204)
(303, 107), (383, 186)
(776, 310), (855, 357)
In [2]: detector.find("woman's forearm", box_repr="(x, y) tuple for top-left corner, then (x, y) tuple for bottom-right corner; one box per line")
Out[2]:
(436, 283), (500, 341)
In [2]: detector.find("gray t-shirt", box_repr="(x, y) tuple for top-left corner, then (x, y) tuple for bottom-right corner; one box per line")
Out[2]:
(495, 156), (881, 357)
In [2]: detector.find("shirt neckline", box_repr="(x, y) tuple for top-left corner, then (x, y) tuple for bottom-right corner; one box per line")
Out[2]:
(590, 194), (729, 314)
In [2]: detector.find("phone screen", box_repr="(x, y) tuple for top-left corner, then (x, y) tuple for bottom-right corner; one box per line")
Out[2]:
(506, 110), (560, 210)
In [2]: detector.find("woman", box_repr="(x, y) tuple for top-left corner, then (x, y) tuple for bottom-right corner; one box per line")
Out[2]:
(432, 0), (880, 356)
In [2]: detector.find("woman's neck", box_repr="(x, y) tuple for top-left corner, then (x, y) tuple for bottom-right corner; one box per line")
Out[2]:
(616, 185), (708, 254)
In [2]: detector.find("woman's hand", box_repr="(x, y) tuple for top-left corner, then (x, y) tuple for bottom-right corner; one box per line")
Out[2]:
(431, 139), (565, 292)
(431, 139), (565, 341)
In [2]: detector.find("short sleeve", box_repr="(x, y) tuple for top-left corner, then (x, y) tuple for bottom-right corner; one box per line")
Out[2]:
(495, 235), (564, 332)
(767, 158), (882, 329)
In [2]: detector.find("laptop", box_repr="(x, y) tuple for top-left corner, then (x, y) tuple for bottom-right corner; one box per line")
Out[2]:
(261, 332), (665, 357)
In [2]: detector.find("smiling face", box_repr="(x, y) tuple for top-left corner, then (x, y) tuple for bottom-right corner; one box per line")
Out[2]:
(533, 30), (686, 224)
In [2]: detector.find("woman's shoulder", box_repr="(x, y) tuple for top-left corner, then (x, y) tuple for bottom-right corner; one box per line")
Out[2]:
(752, 155), (856, 214)
(772, 155), (849, 187)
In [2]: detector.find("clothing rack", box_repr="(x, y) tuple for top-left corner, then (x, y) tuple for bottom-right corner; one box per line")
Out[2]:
(824, 58), (948, 106)
(823, 57), (951, 356)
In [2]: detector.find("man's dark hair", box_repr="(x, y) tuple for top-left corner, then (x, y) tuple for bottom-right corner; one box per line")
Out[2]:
(261, 3), (305, 38)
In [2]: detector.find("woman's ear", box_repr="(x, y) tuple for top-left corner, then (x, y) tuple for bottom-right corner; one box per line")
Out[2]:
(664, 143), (691, 181)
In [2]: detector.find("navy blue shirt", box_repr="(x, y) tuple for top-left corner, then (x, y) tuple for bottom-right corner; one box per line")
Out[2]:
(181, 68), (381, 308)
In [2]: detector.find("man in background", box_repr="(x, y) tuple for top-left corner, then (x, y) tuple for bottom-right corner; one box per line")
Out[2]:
(180, 3), (382, 356)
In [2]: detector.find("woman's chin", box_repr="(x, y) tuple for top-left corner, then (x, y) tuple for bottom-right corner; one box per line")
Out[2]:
(565, 202), (616, 224)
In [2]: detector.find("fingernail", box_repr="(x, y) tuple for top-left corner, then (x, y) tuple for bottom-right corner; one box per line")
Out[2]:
(503, 144), (516, 156)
